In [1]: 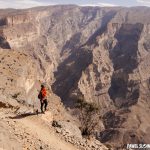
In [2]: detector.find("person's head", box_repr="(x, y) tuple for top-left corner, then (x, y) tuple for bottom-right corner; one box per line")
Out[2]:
(41, 84), (45, 89)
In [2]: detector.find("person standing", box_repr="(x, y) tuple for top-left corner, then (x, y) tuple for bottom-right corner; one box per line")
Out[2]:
(38, 84), (48, 113)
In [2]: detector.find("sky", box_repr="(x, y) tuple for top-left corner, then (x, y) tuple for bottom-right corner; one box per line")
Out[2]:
(0, 0), (150, 9)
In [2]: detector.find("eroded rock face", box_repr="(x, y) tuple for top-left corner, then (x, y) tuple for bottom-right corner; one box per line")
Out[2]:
(0, 6), (119, 84)
(0, 5), (150, 149)
(0, 49), (39, 105)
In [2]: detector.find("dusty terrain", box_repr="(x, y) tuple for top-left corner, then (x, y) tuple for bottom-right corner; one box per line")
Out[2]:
(0, 5), (150, 150)
(0, 101), (108, 150)
(0, 108), (77, 150)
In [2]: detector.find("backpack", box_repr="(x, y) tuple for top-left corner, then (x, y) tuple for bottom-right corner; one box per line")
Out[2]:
(41, 88), (47, 98)
(38, 88), (47, 99)
(38, 92), (42, 99)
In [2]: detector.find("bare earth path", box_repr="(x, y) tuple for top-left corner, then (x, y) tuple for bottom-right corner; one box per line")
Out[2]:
(0, 108), (79, 150)
(18, 114), (79, 150)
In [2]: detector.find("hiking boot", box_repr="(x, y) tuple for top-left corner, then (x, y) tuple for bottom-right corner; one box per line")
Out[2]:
(41, 110), (45, 114)
(36, 109), (39, 115)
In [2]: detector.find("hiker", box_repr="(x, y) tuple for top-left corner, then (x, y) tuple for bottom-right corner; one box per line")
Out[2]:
(38, 84), (48, 113)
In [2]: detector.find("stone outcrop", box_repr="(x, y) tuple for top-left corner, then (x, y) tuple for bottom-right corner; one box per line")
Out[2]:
(53, 120), (108, 150)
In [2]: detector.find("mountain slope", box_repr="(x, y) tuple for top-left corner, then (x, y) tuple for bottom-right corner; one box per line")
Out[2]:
(0, 5), (150, 149)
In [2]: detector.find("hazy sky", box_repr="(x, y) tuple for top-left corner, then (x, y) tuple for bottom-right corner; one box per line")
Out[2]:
(0, 0), (150, 9)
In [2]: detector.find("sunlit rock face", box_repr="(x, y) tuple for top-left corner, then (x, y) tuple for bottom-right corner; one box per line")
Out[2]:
(0, 49), (39, 105)
(0, 6), (150, 148)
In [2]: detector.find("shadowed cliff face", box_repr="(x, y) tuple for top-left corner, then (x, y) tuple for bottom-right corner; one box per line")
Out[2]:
(52, 47), (93, 106)
(0, 30), (11, 49)
(0, 6), (150, 149)
(110, 23), (143, 72)
(108, 23), (144, 108)
(0, 35), (11, 49)
(52, 9), (118, 106)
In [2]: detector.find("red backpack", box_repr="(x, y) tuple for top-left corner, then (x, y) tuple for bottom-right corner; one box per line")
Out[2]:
(41, 88), (47, 98)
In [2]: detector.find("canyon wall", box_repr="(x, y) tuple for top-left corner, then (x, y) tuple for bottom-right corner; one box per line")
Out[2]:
(0, 6), (150, 148)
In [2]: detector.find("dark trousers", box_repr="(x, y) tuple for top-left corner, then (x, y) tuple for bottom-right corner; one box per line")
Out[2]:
(40, 99), (48, 112)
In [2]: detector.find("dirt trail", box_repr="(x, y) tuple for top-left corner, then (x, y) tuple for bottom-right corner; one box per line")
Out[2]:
(18, 113), (79, 150)
(0, 109), (79, 150)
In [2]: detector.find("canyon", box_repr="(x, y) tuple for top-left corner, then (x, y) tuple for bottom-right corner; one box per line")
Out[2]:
(0, 5), (150, 149)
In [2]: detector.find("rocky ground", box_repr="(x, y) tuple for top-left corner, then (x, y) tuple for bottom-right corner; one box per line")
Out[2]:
(0, 102), (108, 150)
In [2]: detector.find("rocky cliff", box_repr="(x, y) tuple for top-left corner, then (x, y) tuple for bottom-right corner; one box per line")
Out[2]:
(0, 5), (150, 149)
